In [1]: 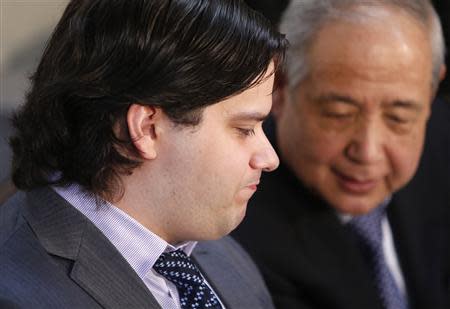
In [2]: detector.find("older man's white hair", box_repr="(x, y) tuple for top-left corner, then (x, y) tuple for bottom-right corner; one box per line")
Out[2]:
(281, 0), (446, 91)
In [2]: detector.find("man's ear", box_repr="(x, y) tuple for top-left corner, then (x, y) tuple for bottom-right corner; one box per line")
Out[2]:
(271, 72), (288, 120)
(127, 104), (159, 160)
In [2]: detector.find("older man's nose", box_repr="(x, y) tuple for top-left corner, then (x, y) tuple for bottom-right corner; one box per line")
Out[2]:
(346, 121), (385, 165)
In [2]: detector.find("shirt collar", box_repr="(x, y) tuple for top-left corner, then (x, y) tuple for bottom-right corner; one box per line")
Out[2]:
(336, 196), (392, 224)
(53, 183), (197, 279)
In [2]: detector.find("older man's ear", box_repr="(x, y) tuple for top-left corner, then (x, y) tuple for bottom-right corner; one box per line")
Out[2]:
(439, 64), (447, 82)
(271, 73), (288, 119)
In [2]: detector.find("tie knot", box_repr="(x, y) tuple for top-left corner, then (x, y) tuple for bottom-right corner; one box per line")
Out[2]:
(153, 249), (204, 287)
(155, 250), (195, 269)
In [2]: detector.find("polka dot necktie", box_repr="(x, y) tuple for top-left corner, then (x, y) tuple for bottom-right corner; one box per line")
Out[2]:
(153, 249), (223, 309)
(348, 205), (409, 309)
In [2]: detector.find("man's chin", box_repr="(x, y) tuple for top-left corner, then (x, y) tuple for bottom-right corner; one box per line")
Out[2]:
(232, 207), (248, 231)
(329, 196), (383, 216)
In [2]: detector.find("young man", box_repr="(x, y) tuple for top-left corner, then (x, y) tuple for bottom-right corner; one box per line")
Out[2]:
(0, 1), (286, 308)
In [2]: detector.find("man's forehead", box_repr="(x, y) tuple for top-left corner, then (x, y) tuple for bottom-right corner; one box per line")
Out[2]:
(212, 69), (275, 118)
(301, 14), (434, 92)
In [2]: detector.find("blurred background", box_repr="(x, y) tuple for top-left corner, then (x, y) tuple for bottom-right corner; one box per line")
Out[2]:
(0, 0), (449, 199)
(1, 0), (68, 194)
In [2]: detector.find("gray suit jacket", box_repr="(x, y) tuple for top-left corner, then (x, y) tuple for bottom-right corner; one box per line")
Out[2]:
(0, 187), (274, 309)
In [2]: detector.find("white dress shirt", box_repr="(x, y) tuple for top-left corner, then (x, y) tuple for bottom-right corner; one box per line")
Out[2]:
(53, 183), (225, 309)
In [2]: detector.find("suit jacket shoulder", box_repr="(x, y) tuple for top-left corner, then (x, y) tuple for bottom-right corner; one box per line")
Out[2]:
(0, 187), (159, 309)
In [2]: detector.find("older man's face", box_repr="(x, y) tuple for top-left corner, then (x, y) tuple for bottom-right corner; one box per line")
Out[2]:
(276, 10), (434, 214)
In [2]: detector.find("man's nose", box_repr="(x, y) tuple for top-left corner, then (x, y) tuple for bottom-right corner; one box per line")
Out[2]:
(345, 120), (385, 165)
(250, 135), (280, 172)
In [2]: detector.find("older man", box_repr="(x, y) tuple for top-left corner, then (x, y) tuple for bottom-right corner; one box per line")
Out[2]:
(233, 1), (449, 309)
(0, 0), (287, 308)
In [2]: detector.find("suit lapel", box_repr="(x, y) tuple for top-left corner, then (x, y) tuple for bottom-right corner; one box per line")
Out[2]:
(192, 240), (270, 309)
(268, 164), (383, 309)
(191, 245), (232, 308)
(24, 187), (161, 309)
(69, 221), (161, 309)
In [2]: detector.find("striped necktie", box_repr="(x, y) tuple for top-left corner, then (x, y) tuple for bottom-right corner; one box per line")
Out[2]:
(348, 205), (408, 309)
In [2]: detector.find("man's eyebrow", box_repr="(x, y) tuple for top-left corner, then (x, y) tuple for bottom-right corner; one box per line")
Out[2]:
(315, 94), (424, 111)
(387, 99), (423, 111)
(314, 93), (360, 106)
(227, 111), (270, 122)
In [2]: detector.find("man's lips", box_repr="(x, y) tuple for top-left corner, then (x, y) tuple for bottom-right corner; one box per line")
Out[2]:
(236, 181), (260, 203)
(332, 169), (379, 194)
(247, 184), (258, 191)
(245, 181), (260, 191)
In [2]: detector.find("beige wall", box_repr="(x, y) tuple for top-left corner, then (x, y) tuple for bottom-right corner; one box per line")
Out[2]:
(1, 0), (68, 114)
(0, 0), (68, 182)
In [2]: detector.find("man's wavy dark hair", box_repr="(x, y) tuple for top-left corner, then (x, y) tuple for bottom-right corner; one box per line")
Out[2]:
(10, 0), (287, 199)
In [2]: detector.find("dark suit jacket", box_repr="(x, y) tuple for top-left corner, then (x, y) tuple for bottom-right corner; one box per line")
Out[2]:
(232, 98), (450, 309)
(0, 187), (275, 309)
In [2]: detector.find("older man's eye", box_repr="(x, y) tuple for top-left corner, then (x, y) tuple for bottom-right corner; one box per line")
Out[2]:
(323, 112), (353, 119)
(386, 114), (410, 124)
